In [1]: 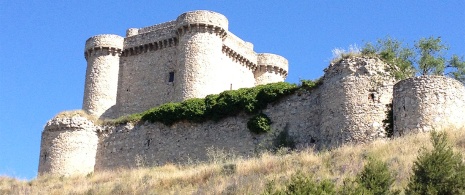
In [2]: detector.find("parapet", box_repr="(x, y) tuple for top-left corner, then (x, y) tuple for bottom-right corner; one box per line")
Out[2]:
(84, 34), (124, 59)
(256, 53), (289, 76)
(175, 10), (228, 31)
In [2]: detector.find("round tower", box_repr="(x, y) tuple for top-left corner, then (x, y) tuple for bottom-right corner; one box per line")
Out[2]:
(318, 57), (395, 148)
(83, 34), (123, 117)
(393, 76), (465, 136)
(254, 53), (288, 85)
(174, 10), (229, 101)
(38, 111), (98, 176)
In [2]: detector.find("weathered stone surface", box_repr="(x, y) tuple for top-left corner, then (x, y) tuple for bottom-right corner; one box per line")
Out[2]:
(393, 76), (465, 135)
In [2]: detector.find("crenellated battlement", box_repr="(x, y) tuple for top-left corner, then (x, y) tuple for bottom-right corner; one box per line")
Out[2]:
(121, 37), (178, 57)
(176, 23), (227, 39)
(222, 45), (257, 70)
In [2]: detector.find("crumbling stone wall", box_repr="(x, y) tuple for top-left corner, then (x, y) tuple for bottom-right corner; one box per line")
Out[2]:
(38, 113), (99, 176)
(393, 76), (465, 135)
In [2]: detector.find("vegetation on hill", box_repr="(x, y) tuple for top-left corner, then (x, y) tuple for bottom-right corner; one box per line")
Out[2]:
(333, 36), (465, 82)
(2, 129), (464, 194)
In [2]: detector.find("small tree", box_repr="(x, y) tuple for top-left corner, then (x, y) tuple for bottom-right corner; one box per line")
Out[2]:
(415, 36), (448, 76)
(340, 157), (397, 195)
(447, 54), (465, 83)
(362, 37), (415, 80)
(356, 157), (396, 195)
(406, 131), (465, 195)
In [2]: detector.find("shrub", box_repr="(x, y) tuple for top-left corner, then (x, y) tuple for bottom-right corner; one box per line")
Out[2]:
(263, 172), (336, 195)
(247, 113), (272, 134)
(356, 157), (396, 195)
(406, 131), (465, 195)
(107, 82), (306, 126)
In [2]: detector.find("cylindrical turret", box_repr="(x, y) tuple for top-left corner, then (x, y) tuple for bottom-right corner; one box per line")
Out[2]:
(38, 112), (98, 176)
(393, 76), (465, 135)
(174, 10), (229, 101)
(318, 57), (395, 148)
(254, 53), (288, 85)
(83, 34), (123, 117)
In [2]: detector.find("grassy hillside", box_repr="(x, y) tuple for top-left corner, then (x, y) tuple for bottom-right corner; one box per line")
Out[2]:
(2, 129), (464, 194)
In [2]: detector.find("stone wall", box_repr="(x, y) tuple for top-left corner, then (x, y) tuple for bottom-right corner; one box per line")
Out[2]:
(393, 76), (465, 135)
(39, 56), (465, 176)
(38, 112), (99, 176)
(94, 56), (393, 170)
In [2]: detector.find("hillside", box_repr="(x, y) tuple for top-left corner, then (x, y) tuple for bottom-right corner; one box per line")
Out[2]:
(3, 128), (465, 194)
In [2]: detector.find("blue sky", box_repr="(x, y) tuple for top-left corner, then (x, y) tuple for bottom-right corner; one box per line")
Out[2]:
(0, 1), (464, 180)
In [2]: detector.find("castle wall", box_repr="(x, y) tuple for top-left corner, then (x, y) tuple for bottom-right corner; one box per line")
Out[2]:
(116, 46), (178, 117)
(319, 57), (395, 147)
(393, 76), (465, 135)
(38, 114), (98, 176)
(95, 90), (322, 170)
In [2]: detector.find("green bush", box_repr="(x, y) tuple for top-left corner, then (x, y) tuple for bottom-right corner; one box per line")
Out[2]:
(107, 81), (318, 127)
(247, 113), (272, 134)
(356, 157), (396, 195)
(406, 131), (465, 195)
(263, 172), (336, 195)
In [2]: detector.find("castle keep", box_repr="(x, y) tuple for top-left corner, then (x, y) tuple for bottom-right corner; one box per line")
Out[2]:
(38, 11), (465, 177)
(83, 10), (288, 118)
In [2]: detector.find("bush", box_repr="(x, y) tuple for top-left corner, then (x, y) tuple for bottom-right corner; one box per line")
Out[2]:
(247, 113), (272, 134)
(406, 131), (465, 195)
(107, 82), (313, 127)
(356, 157), (396, 195)
(263, 172), (336, 195)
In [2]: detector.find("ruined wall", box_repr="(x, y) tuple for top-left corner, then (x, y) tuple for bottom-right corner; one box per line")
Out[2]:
(318, 57), (395, 147)
(393, 76), (465, 135)
(38, 113), (98, 176)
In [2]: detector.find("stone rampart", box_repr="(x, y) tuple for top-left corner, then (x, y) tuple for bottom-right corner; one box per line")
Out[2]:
(393, 76), (465, 135)
(38, 112), (99, 176)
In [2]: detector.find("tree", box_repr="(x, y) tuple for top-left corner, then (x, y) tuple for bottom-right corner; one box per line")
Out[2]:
(362, 37), (415, 80)
(447, 54), (465, 83)
(406, 131), (465, 195)
(415, 36), (448, 76)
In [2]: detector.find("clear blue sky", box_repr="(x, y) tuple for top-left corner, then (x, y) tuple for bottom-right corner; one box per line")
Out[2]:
(0, 1), (464, 180)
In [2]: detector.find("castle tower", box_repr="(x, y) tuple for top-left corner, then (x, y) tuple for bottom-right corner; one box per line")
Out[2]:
(83, 34), (123, 117)
(318, 57), (395, 147)
(254, 53), (288, 85)
(174, 10), (229, 101)
(38, 112), (98, 176)
(393, 76), (465, 135)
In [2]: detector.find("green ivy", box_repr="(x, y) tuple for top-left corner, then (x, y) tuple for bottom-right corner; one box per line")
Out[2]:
(110, 82), (309, 127)
(247, 113), (272, 134)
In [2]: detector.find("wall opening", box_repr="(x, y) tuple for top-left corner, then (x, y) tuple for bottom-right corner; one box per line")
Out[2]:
(168, 72), (175, 82)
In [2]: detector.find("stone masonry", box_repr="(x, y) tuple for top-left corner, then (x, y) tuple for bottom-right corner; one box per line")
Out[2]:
(38, 10), (465, 176)
(83, 10), (288, 118)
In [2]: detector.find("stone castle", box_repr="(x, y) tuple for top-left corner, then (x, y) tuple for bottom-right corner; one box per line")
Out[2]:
(82, 10), (287, 118)
(38, 10), (465, 176)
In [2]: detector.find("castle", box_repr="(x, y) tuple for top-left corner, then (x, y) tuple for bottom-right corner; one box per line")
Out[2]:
(38, 11), (465, 177)
(82, 10), (288, 118)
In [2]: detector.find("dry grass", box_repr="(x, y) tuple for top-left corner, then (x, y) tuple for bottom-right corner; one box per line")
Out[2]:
(2, 129), (464, 194)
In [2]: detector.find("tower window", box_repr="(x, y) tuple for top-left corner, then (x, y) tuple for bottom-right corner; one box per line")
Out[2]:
(168, 72), (175, 82)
